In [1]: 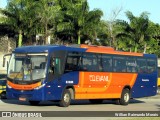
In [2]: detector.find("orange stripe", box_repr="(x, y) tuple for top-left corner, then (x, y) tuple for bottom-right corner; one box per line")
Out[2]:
(75, 93), (121, 99)
(7, 81), (41, 90)
(80, 44), (143, 56)
(130, 74), (137, 87)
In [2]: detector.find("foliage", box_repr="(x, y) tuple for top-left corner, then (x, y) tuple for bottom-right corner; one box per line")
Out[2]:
(0, 1), (160, 56)
(116, 11), (160, 54)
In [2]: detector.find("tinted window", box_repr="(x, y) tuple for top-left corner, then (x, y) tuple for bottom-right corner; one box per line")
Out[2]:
(147, 59), (157, 73)
(101, 55), (112, 72)
(80, 53), (98, 71)
(137, 58), (147, 73)
(126, 57), (137, 72)
(113, 56), (126, 72)
(65, 52), (81, 72)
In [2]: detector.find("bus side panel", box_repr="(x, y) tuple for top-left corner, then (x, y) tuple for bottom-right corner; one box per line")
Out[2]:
(44, 72), (79, 101)
(74, 72), (138, 99)
(131, 72), (157, 98)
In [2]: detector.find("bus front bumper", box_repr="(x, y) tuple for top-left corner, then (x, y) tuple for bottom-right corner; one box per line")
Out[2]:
(6, 87), (44, 101)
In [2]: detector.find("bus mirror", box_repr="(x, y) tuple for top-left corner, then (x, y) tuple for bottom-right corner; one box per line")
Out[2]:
(3, 57), (6, 67)
(3, 53), (11, 67)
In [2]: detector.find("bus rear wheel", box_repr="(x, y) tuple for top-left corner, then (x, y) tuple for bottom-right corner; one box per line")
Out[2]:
(59, 89), (71, 107)
(29, 101), (40, 106)
(118, 88), (130, 105)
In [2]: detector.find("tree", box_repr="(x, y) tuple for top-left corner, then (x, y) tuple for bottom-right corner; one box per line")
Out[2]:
(0, 0), (39, 46)
(56, 0), (103, 44)
(116, 11), (151, 52)
(34, 0), (61, 44)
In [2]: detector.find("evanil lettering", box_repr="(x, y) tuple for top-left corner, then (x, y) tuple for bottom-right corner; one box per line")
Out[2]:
(89, 75), (109, 82)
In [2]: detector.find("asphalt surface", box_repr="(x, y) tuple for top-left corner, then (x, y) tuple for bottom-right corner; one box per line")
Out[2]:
(0, 95), (159, 120)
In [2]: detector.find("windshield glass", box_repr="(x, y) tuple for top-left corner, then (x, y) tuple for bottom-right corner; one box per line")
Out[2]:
(8, 53), (48, 81)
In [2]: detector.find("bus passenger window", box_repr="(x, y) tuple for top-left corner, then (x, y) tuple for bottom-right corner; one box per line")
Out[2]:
(137, 58), (147, 73)
(126, 58), (137, 73)
(113, 57), (126, 72)
(65, 52), (81, 72)
(147, 59), (156, 73)
(101, 55), (112, 72)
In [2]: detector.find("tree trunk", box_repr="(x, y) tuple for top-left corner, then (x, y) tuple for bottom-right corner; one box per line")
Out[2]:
(18, 30), (23, 47)
(45, 23), (48, 45)
(143, 43), (147, 53)
(134, 43), (138, 52)
(77, 30), (81, 44)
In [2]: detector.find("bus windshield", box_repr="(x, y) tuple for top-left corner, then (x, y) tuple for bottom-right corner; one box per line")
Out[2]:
(8, 53), (48, 81)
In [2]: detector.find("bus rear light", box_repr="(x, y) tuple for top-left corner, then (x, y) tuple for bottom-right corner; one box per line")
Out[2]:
(141, 86), (144, 88)
(46, 85), (51, 88)
(58, 86), (61, 88)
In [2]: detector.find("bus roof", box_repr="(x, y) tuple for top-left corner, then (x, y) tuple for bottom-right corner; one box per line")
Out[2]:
(12, 44), (156, 58)
(13, 45), (86, 53)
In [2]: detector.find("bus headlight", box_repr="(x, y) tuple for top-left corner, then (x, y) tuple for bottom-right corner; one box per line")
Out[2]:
(7, 84), (12, 89)
(34, 84), (45, 90)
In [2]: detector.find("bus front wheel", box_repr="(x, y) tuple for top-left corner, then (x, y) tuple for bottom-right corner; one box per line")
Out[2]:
(59, 89), (71, 107)
(118, 88), (130, 105)
(0, 91), (6, 99)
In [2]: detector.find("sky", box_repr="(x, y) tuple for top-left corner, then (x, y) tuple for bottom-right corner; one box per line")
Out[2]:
(0, 0), (160, 24)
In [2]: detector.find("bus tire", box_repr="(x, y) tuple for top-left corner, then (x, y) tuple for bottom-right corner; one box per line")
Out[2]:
(59, 89), (71, 107)
(89, 99), (103, 104)
(0, 91), (6, 99)
(29, 101), (40, 106)
(158, 86), (160, 94)
(115, 99), (120, 105)
(119, 88), (130, 105)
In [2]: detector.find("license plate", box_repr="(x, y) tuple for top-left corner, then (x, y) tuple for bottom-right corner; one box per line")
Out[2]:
(19, 97), (26, 101)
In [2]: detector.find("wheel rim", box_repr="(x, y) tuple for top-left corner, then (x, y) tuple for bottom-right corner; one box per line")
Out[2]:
(124, 93), (129, 102)
(64, 93), (70, 103)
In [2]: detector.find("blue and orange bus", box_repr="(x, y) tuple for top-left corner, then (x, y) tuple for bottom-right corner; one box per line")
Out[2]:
(157, 58), (160, 93)
(4, 44), (158, 107)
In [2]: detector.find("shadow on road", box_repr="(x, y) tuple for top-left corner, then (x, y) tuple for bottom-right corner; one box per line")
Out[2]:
(155, 104), (160, 110)
(0, 98), (145, 107)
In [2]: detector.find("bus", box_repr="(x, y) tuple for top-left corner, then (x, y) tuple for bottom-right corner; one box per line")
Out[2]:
(4, 44), (158, 107)
(157, 59), (160, 93)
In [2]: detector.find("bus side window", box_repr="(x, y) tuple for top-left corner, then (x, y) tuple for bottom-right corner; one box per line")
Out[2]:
(113, 57), (126, 72)
(147, 59), (156, 73)
(101, 55), (112, 72)
(137, 58), (147, 73)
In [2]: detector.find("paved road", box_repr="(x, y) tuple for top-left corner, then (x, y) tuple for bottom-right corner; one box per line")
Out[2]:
(0, 97), (160, 111)
(0, 95), (159, 120)
(0, 96), (160, 111)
